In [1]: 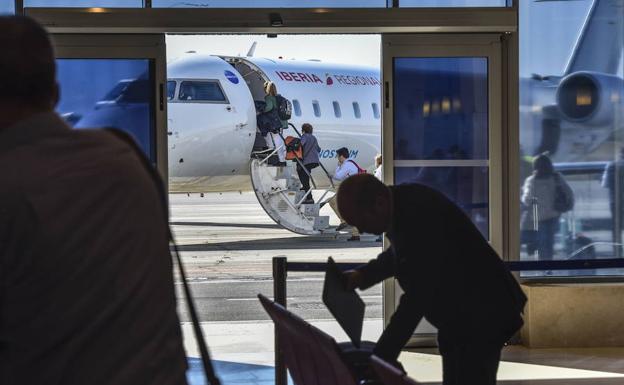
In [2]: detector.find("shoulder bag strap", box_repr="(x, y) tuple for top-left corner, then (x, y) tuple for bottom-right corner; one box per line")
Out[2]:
(105, 128), (221, 385)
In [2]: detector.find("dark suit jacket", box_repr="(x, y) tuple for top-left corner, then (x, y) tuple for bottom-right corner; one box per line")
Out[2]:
(357, 184), (526, 361)
(0, 113), (187, 385)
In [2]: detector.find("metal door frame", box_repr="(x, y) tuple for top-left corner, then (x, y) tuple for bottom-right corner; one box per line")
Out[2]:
(382, 33), (511, 345)
(52, 34), (169, 181)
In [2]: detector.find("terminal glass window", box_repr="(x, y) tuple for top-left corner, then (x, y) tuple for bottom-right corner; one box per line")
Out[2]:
(333, 101), (342, 118)
(1, 1), (14, 13)
(55, 59), (155, 160)
(153, 0), (386, 7)
(178, 81), (227, 103)
(24, 0), (143, 6)
(518, 0), (624, 276)
(312, 100), (321, 117)
(293, 99), (302, 117)
(393, 57), (489, 238)
(399, 0), (508, 6)
(353, 102), (361, 119)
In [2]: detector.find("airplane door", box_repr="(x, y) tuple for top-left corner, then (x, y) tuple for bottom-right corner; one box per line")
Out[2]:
(382, 34), (504, 346)
(50, 34), (168, 180)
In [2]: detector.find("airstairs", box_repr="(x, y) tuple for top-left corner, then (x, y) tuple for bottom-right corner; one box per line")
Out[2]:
(250, 124), (336, 235)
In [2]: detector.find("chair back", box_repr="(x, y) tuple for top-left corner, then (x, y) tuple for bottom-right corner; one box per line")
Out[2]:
(370, 355), (420, 385)
(258, 294), (359, 385)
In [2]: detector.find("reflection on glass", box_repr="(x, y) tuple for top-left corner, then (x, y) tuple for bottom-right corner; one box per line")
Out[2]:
(1, 1), (15, 14)
(393, 57), (488, 160)
(396, 166), (489, 236)
(25, 0), (143, 6)
(393, 57), (489, 238)
(154, 0), (385, 7)
(56, 59), (154, 160)
(400, 0), (507, 6)
(519, 0), (624, 277)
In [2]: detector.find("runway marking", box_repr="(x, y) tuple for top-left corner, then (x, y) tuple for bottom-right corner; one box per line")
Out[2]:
(227, 297), (296, 302)
(225, 295), (382, 302)
(178, 277), (325, 284)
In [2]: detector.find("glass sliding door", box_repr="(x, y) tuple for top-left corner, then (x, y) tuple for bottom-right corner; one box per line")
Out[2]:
(51, 34), (167, 176)
(382, 34), (504, 344)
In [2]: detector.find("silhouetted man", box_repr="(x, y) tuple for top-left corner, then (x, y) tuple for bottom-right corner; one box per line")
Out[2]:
(0, 16), (187, 385)
(338, 174), (526, 385)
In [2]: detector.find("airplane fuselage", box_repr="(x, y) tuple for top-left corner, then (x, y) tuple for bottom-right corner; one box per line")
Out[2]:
(167, 54), (381, 192)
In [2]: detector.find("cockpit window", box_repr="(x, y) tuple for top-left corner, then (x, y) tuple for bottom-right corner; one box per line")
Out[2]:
(179, 80), (227, 103)
(101, 79), (149, 104)
(167, 81), (176, 101)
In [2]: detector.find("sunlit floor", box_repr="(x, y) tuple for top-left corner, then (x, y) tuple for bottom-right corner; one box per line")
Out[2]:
(186, 348), (624, 385)
(183, 321), (624, 385)
(400, 348), (624, 384)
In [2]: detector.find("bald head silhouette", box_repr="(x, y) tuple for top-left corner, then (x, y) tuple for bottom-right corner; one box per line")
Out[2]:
(336, 174), (393, 235)
(0, 15), (58, 129)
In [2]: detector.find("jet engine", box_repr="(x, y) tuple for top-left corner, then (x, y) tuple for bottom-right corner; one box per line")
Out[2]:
(556, 71), (623, 127)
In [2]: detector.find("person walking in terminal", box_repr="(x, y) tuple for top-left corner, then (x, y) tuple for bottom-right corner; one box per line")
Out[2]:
(297, 123), (321, 203)
(521, 153), (574, 262)
(329, 147), (363, 240)
(0, 16), (187, 385)
(337, 174), (527, 385)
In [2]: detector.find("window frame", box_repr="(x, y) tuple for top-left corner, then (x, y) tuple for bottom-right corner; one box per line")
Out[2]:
(51, 34), (168, 185)
(26, 8), (517, 34)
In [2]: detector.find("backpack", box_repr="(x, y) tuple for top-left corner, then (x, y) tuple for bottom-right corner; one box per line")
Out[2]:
(553, 173), (574, 213)
(257, 109), (282, 136)
(347, 159), (367, 174)
(284, 136), (302, 160)
(276, 94), (292, 121)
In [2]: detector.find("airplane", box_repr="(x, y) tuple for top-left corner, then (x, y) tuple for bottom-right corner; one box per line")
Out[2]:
(166, 54), (381, 194)
(520, 0), (623, 165)
(67, 0), (623, 235)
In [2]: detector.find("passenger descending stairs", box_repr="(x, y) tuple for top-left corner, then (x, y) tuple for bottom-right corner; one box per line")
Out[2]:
(250, 125), (335, 235)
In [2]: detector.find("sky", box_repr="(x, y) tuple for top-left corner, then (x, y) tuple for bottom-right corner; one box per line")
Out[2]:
(166, 34), (382, 68)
